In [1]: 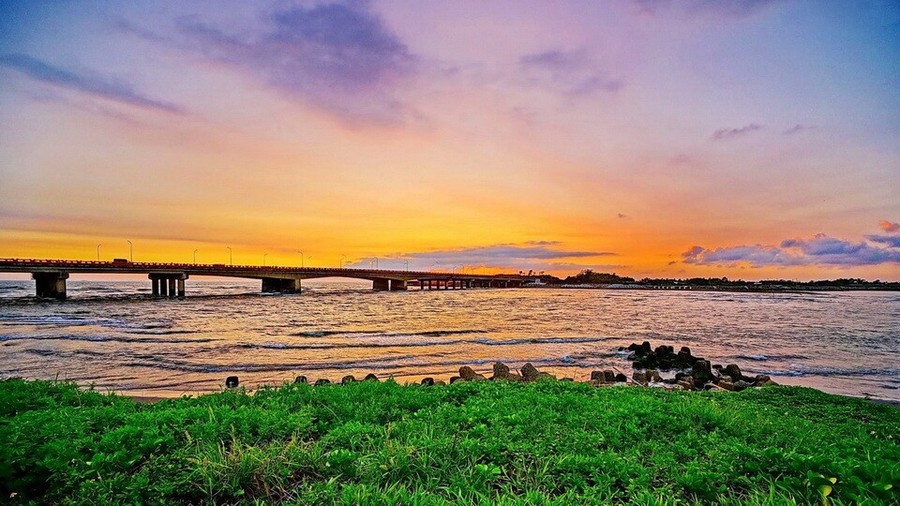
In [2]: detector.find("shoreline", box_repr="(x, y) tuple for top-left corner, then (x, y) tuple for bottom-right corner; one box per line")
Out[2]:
(116, 380), (900, 409)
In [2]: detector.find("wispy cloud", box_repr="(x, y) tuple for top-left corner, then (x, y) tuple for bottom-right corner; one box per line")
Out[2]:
(682, 233), (900, 267)
(175, 2), (417, 126)
(635, 0), (784, 19)
(0, 53), (184, 114)
(783, 123), (816, 135)
(711, 123), (763, 141)
(518, 48), (622, 97)
(350, 242), (617, 271)
(879, 220), (900, 233)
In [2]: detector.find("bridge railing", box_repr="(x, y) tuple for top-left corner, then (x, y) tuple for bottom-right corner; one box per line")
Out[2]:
(0, 258), (523, 279)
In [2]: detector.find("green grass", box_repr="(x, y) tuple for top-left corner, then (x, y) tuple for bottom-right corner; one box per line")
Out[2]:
(1, 379), (897, 505)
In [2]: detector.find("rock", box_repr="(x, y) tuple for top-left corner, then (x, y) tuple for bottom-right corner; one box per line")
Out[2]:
(449, 376), (461, 384)
(753, 375), (777, 387)
(692, 360), (714, 389)
(590, 370), (607, 383)
(604, 370), (616, 383)
(654, 345), (670, 356)
(734, 380), (752, 392)
(314, 378), (331, 386)
(363, 373), (379, 382)
(521, 363), (540, 382)
(536, 372), (556, 381)
(561, 377), (574, 382)
(641, 341), (652, 354)
(723, 364), (743, 382)
(341, 375), (356, 384)
(294, 375), (308, 384)
(491, 362), (522, 381)
(647, 370), (662, 383)
(615, 373), (627, 383)
(633, 353), (659, 370)
(225, 376), (239, 388)
(434, 380), (447, 386)
(718, 379), (735, 391)
(420, 377), (435, 386)
(677, 378), (694, 390)
(675, 347), (697, 369)
(459, 366), (479, 381)
(632, 371), (648, 384)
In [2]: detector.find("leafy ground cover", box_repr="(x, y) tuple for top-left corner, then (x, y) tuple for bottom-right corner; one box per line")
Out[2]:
(1, 378), (897, 505)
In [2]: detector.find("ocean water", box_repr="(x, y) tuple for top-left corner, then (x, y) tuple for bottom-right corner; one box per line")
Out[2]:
(0, 279), (898, 401)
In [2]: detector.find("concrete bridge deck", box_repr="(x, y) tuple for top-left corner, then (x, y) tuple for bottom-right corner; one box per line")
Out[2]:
(0, 258), (527, 299)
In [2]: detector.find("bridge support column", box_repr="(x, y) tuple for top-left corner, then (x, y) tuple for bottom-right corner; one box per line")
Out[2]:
(261, 278), (301, 293)
(150, 273), (188, 298)
(372, 278), (390, 291)
(390, 280), (407, 291)
(33, 272), (68, 300)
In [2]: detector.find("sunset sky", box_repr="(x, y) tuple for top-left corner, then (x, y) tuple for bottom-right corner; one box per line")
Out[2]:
(1, 0), (899, 280)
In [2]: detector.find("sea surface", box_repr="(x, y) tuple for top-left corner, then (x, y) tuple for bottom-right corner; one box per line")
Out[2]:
(1, 279), (898, 401)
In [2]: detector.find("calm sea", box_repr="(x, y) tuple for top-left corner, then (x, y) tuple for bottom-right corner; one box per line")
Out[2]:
(1, 279), (898, 401)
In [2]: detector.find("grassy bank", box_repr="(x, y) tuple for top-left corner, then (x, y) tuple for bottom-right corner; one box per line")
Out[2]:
(1, 379), (897, 505)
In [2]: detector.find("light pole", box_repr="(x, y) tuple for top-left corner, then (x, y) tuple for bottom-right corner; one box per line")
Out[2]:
(341, 254), (347, 269)
(193, 249), (199, 263)
(404, 259), (409, 271)
(298, 250), (304, 268)
(96, 243), (102, 261)
(227, 246), (233, 266)
(263, 253), (268, 266)
(127, 240), (133, 261)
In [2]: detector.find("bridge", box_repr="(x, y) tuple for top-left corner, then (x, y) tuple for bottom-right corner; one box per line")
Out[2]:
(0, 258), (528, 299)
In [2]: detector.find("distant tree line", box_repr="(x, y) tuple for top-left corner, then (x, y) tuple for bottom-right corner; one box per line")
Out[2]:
(547, 270), (900, 290)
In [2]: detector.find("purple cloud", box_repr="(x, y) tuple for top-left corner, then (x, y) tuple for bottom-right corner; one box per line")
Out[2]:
(711, 123), (763, 141)
(683, 233), (900, 267)
(176, 2), (416, 125)
(0, 53), (183, 113)
(519, 48), (622, 97)
(866, 235), (900, 248)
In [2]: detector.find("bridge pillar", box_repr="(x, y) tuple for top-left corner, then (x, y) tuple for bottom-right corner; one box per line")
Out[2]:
(372, 278), (390, 291)
(390, 279), (407, 291)
(261, 278), (301, 293)
(33, 272), (68, 300)
(150, 273), (188, 298)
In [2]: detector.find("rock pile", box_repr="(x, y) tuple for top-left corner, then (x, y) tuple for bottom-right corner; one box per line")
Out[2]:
(619, 341), (777, 391)
(229, 343), (777, 393)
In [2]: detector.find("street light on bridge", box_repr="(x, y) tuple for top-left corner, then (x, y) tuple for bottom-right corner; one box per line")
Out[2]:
(227, 246), (233, 266)
(127, 240), (133, 262)
(263, 253), (268, 266)
(193, 249), (199, 263)
(298, 250), (304, 268)
(96, 243), (102, 261)
(341, 254), (346, 269)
